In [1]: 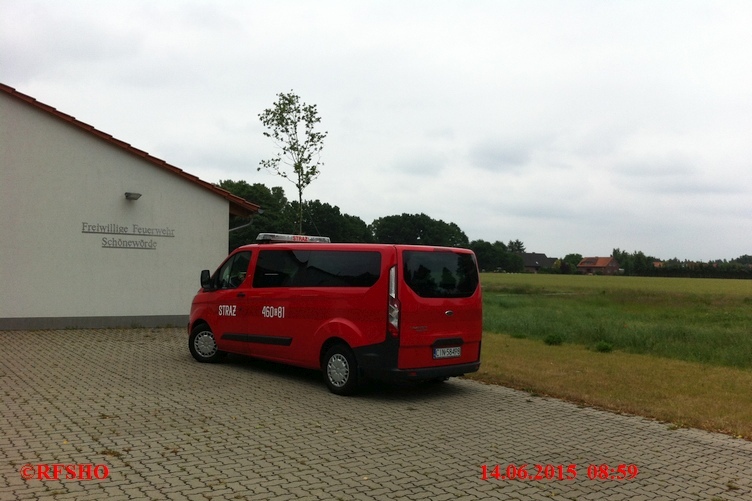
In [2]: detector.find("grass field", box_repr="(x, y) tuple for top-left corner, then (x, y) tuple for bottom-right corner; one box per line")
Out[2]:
(472, 273), (752, 439)
(481, 273), (752, 368)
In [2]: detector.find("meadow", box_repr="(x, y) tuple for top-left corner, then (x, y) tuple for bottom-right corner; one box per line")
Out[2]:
(481, 273), (752, 368)
(471, 273), (752, 439)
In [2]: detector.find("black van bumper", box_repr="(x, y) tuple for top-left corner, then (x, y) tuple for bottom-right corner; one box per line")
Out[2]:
(359, 361), (481, 383)
(353, 340), (480, 382)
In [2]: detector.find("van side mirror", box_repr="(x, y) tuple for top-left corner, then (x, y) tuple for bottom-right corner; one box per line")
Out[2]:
(200, 270), (213, 290)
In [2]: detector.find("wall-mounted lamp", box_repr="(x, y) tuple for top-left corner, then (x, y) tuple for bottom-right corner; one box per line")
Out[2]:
(124, 192), (142, 201)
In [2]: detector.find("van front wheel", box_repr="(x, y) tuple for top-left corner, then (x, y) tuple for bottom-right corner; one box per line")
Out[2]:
(323, 344), (358, 396)
(189, 324), (226, 363)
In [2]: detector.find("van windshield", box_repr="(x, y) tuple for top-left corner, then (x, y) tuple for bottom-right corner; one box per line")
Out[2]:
(403, 250), (479, 298)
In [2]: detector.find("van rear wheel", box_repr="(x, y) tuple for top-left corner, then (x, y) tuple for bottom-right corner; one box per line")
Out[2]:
(323, 344), (358, 396)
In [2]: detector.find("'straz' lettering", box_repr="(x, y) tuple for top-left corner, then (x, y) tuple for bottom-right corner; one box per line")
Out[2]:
(218, 305), (236, 316)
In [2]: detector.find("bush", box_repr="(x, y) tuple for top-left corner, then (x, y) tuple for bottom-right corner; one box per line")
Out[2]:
(544, 333), (564, 346)
(595, 341), (613, 353)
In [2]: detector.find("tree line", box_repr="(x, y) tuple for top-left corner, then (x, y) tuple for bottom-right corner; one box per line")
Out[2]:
(220, 179), (750, 278)
(220, 179), (529, 272)
(612, 249), (752, 279)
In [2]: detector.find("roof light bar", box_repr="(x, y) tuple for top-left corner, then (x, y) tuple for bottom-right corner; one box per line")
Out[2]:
(256, 233), (331, 243)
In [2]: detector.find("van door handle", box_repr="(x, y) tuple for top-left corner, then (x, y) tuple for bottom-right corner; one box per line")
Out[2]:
(445, 310), (454, 316)
(237, 292), (246, 297)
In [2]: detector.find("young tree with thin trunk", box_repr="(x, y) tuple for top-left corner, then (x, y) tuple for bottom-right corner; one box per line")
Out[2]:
(258, 91), (327, 234)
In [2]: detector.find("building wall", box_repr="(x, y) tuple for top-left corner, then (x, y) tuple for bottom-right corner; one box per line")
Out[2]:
(577, 259), (620, 275)
(0, 93), (230, 329)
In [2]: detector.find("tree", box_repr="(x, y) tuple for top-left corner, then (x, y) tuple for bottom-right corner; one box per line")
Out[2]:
(219, 179), (371, 246)
(733, 254), (752, 265)
(219, 180), (293, 251)
(370, 213), (469, 247)
(507, 239), (526, 254)
(258, 91), (327, 234)
(612, 248), (657, 276)
(292, 199), (373, 243)
(469, 240), (497, 272)
(561, 253), (583, 274)
(501, 252), (525, 273)
(469, 240), (509, 271)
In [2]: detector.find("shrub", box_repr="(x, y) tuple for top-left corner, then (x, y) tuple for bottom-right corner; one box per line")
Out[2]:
(595, 341), (613, 353)
(544, 333), (564, 346)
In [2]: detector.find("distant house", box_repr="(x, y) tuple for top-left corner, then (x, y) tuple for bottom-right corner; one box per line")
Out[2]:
(577, 257), (621, 275)
(522, 253), (557, 273)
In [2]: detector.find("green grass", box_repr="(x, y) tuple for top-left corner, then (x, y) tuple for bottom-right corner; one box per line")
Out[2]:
(481, 273), (752, 369)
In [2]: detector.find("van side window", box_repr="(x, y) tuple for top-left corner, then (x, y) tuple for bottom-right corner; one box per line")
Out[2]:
(403, 251), (479, 298)
(216, 251), (251, 289)
(254, 250), (381, 288)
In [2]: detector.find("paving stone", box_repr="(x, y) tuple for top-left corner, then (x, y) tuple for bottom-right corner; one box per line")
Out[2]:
(0, 328), (751, 500)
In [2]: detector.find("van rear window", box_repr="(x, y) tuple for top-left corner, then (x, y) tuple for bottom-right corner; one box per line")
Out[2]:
(403, 250), (479, 298)
(253, 250), (381, 288)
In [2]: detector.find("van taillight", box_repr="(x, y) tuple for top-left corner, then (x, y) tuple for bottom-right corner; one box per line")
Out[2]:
(388, 265), (400, 337)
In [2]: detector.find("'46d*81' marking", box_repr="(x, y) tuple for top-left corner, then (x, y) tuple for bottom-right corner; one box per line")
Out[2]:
(262, 306), (285, 318)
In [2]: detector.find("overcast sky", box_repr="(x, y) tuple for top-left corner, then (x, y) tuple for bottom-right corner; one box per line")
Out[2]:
(2, 1), (751, 261)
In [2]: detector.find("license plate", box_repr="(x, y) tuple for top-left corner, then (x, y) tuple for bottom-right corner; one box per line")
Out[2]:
(433, 346), (461, 359)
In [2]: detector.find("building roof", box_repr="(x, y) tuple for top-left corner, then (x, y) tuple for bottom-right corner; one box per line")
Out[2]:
(1, 83), (260, 217)
(522, 252), (557, 269)
(577, 257), (617, 268)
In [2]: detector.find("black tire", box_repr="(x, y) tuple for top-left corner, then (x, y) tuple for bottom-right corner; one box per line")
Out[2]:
(323, 344), (359, 396)
(188, 324), (226, 363)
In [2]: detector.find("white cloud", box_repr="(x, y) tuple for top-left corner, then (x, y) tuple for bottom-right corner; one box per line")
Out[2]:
(2, 0), (751, 261)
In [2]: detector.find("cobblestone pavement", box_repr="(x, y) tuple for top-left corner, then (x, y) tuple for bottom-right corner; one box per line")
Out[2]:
(1, 328), (750, 501)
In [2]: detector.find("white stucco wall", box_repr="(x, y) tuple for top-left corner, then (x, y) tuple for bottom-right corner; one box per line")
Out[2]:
(0, 93), (231, 327)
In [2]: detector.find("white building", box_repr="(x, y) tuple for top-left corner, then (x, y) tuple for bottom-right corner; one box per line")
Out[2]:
(0, 83), (259, 330)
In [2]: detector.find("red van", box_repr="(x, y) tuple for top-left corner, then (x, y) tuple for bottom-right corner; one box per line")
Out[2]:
(188, 233), (482, 395)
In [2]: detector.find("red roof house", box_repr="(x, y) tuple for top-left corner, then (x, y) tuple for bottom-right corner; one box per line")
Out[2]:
(576, 257), (621, 275)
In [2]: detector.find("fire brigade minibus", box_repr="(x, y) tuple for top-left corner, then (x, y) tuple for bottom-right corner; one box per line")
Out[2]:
(188, 233), (482, 395)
